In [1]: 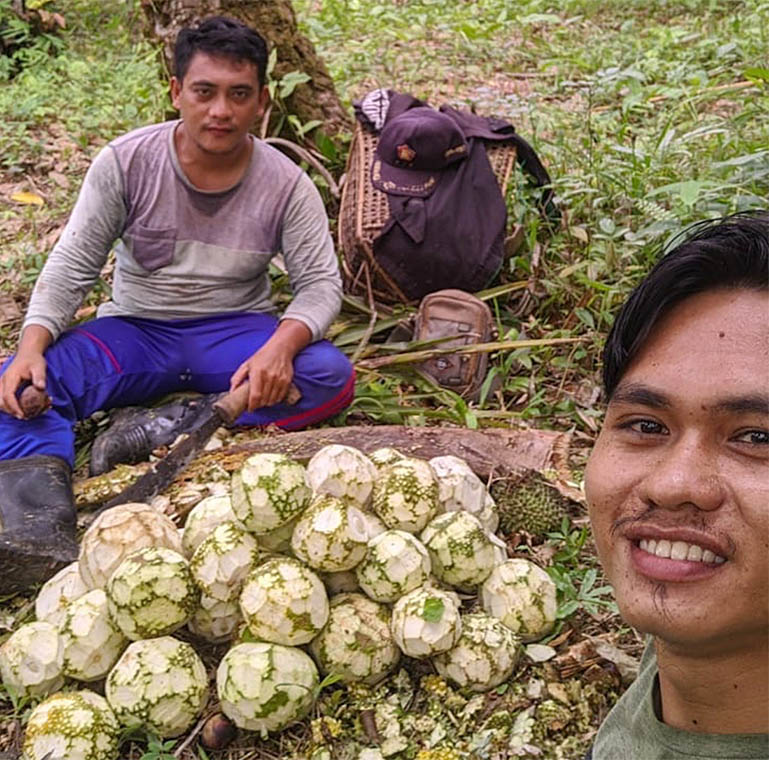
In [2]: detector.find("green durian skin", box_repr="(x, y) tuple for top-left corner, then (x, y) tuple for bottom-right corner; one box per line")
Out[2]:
(494, 479), (566, 536)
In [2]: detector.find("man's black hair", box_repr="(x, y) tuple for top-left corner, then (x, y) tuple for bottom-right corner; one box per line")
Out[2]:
(174, 16), (268, 86)
(602, 211), (769, 399)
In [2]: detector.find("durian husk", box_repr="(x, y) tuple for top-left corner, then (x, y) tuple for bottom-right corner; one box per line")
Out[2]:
(492, 474), (569, 537)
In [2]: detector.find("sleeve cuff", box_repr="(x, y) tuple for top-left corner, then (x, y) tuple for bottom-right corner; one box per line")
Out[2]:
(21, 317), (60, 343)
(279, 311), (321, 343)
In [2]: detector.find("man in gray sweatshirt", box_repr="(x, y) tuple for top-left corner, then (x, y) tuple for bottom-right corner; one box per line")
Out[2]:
(0, 16), (354, 593)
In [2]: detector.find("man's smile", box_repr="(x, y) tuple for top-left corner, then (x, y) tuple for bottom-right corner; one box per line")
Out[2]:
(637, 538), (725, 564)
(617, 520), (733, 583)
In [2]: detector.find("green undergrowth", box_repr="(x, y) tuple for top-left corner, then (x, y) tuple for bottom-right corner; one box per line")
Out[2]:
(2, 1), (767, 441)
(0, 1), (166, 172)
(295, 0), (768, 435)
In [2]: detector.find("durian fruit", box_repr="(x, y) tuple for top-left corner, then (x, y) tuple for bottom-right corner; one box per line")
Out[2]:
(492, 476), (567, 537)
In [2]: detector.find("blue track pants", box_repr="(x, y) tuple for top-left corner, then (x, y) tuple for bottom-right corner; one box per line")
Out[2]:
(0, 313), (355, 467)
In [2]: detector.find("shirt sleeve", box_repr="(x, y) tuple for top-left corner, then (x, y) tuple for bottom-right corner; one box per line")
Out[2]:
(278, 171), (343, 342)
(22, 146), (127, 341)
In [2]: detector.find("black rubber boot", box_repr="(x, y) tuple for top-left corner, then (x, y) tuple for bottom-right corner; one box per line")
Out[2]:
(0, 456), (79, 595)
(89, 394), (216, 476)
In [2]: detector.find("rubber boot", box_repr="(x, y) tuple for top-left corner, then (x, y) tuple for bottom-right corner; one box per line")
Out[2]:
(89, 394), (216, 476)
(0, 456), (79, 595)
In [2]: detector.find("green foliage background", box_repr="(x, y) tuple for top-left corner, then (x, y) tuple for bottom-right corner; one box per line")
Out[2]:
(0, 0), (767, 434)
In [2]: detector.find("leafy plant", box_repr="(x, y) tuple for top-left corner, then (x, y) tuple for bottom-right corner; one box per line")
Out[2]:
(139, 735), (177, 760)
(0, 681), (34, 721)
(545, 518), (618, 619)
(0, 0), (65, 80)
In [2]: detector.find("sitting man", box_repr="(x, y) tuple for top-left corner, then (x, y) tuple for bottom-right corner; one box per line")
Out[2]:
(585, 212), (768, 758)
(0, 16), (354, 592)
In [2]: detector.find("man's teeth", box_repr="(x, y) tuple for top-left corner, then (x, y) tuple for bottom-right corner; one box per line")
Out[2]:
(638, 539), (726, 564)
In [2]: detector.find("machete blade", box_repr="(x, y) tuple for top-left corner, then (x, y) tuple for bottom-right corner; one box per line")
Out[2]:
(101, 411), (224, 510)
(89, 382), (301, 519)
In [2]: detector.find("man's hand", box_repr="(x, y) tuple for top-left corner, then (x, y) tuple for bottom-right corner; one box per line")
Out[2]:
(0, 325), (53, 419)
(229, 319), (312, 412)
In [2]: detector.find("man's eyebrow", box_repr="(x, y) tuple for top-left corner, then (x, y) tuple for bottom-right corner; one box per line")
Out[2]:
(610, 384), (769, 415)
(712, 395), (769, 415)
(609, 383), (671, 409)
(189, 80), (255, 90)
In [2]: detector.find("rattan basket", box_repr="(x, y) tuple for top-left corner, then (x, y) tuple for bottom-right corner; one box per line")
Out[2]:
(338, 121), (517, 306)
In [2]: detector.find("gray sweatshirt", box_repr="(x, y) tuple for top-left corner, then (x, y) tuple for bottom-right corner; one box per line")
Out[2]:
(23, 120), (342, 343)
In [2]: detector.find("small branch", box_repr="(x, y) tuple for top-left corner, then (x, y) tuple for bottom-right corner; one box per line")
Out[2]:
(590, 79), (756, 113)
(265, 137), (340, 197)
(259, 103), (273, 140)
(174, 710), (214, 757)
(356, 336), (584, 370)
(360, 709), (381, 744)
(351, 265), (378, 364)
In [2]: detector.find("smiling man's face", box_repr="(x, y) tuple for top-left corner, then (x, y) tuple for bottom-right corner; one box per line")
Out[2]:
(585, 287), (769, 654)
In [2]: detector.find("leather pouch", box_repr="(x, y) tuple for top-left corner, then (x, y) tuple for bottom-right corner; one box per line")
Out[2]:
(413, 289), (498, 401)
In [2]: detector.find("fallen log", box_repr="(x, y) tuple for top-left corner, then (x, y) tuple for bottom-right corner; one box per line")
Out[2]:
(74, 424), (580, 523)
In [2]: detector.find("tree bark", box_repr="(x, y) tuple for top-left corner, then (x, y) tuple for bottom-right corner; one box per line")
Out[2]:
(139, 0), (351, 139)
(74, 425), (580, 518)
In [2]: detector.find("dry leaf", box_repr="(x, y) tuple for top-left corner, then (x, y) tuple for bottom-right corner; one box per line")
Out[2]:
(74, 305), (97, 320)
(587, 636), (641, 684)
(42, 224), (65, 251)
(10, 191), (45, 206)
(546, 682), (571, 704)
(571, 226), (589, 243)
(0, 293), (22, 327)
(526, 644), (557, 662)
(49, 171), (70, 189)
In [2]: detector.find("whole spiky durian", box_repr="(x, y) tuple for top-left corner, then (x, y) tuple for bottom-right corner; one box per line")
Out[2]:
(492, 476), (567, 536)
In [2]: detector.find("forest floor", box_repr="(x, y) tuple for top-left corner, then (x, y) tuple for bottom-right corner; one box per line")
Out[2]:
(0, 0), (767, 758)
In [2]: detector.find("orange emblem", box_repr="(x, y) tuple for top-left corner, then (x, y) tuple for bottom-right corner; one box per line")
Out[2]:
(396, 143), (416, 164)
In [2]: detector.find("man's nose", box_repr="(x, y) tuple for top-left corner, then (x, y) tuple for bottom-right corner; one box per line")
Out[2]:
(642, 433), (725, 512)
(209, 93), (233, 120)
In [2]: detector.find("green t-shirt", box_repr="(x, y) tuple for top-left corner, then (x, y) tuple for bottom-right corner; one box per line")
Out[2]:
(592, 642), (769, 760)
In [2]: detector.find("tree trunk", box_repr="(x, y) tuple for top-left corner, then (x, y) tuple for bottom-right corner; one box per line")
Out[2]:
(139, 0), (351, 139)
(74, 425), (581, 519)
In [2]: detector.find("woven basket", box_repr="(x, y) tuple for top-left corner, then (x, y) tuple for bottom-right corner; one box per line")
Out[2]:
(339, 121), (517, 305)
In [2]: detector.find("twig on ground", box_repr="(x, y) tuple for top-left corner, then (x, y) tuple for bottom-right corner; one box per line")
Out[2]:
(590, 79), (756, 112)
(173, 710), (215, 757)
(350, 263), (378, 363)
(356, 336), (584, 370)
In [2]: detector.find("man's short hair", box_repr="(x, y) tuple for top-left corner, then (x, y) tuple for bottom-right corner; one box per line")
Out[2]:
(174, 16), (269, 86)
(602, 211), (769, 399)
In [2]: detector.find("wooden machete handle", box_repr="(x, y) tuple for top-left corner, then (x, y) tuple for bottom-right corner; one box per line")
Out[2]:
(19, 385), (51, 418)
(213, 381), (302, 426)
(18, 382), (302, 425)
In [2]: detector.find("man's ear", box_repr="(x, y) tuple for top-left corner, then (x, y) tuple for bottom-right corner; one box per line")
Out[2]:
(257, 84), (270, 115)
(170, 76), (182, 110)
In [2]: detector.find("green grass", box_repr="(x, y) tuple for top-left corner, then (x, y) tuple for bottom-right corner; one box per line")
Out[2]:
(292, 0), (768, 434)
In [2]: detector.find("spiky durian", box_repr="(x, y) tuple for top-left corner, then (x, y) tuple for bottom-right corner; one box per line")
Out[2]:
(492, 477), (567, 536)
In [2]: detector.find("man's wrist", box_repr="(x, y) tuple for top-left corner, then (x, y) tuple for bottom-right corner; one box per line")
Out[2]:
(266, 318), (312, 358)
(18, 325), (53, 356)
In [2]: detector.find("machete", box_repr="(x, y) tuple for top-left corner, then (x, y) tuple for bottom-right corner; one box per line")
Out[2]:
(19, 382), (301, 512)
